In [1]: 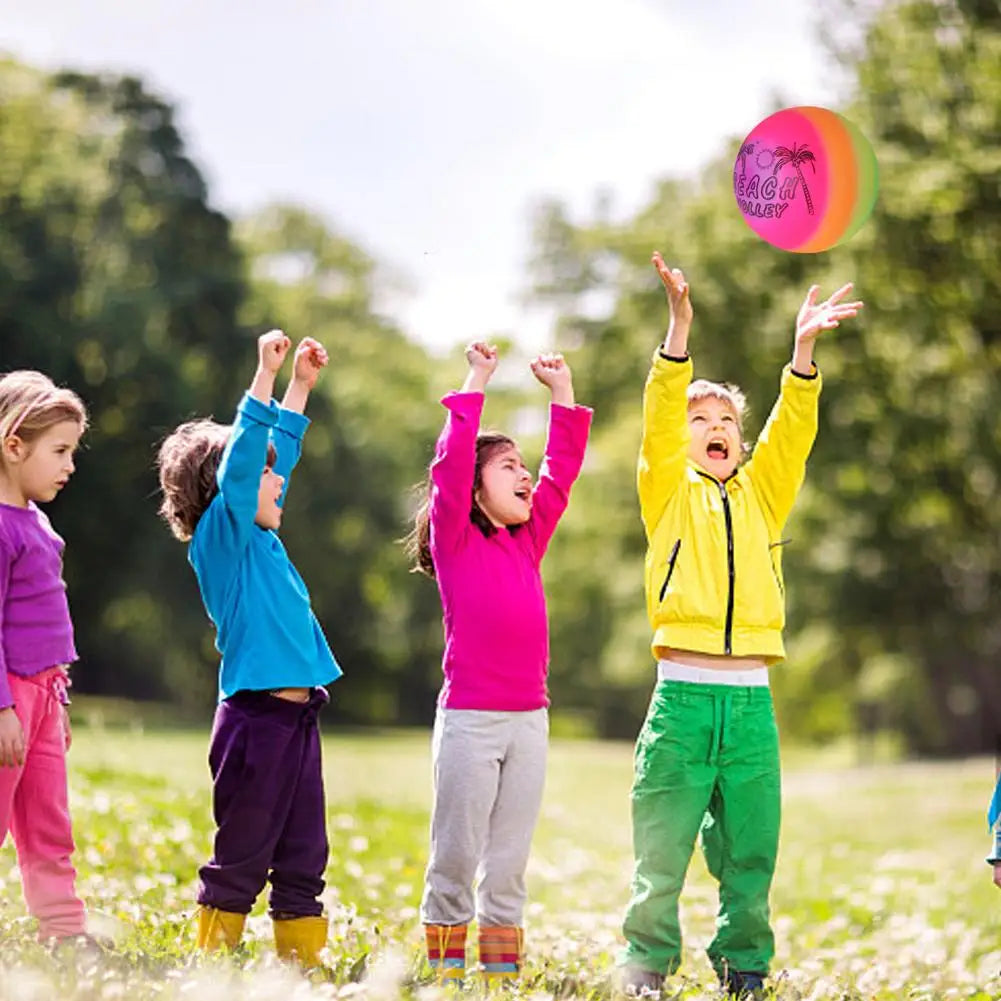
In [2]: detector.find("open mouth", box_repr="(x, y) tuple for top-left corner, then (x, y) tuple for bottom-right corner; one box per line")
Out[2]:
(706, 438), (729, 460)
(514, 487), (531, 502)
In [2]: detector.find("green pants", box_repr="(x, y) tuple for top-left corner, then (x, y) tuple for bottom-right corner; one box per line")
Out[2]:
(620, 681), (781, 977)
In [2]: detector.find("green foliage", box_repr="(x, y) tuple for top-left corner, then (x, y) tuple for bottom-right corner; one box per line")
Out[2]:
(0, 60), (247, 709)
(527, 0), (1001, 752)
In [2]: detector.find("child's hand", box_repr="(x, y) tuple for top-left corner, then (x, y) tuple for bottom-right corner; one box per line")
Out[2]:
(994, 862), (1001, 890)
(531, 353), (575, 407)
(291, 337), (329, 390)
(795, 283), (864, 344)
(258, 330), (292, 374)
(465, 342), (499, 375)
(461, 342), (498, 393)
(530, 353), (571, 390)
(652, 252), (693, 330)
(0, 708), (24, 768)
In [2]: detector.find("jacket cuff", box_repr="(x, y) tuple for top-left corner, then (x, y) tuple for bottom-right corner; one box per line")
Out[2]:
(276, 407), (310, 439)
(657, 349), (690, 363)
(237, 393), (280, 426)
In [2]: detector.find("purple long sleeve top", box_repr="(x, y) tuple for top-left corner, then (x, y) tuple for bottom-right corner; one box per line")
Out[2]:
(0, 502), (78, 709)
(429, 392), (592, 711)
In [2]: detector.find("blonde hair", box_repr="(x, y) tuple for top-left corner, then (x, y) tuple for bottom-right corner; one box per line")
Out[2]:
(687, 379), (748, 431)
(0, 371), (88, 447)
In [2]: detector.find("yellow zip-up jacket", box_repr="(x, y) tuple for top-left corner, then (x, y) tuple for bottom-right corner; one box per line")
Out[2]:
(638, 352), (821, 662)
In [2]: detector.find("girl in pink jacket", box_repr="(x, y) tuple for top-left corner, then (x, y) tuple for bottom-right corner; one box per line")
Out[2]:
(408, 342), (592, 984)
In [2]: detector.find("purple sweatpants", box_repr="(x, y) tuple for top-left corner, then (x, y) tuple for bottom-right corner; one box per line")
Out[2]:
(197, 688), (329, 917)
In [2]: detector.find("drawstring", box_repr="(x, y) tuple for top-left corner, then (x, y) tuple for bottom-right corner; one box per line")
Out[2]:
(436, 925), (453, 983)
(19, 667), (70, 715)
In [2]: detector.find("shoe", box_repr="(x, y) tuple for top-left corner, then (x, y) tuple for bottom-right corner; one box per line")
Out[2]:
(273, 914), (328, 969)
(425, 922), (468, 983)
(195, 906), (246, 952)
(616, 965), (664, 997)
(721, 969), (766, 998)
(478, 925), (522, 983)
(46, 932), (112, 957)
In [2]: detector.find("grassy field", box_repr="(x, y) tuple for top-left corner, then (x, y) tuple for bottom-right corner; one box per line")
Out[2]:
(0, 724), (998, 1000)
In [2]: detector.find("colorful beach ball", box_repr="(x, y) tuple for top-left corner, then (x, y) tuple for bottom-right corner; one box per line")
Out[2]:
(733, 106), (879, 253)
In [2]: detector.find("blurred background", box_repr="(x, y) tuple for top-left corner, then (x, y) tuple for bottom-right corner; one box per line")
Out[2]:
(0, 0), (997, 757)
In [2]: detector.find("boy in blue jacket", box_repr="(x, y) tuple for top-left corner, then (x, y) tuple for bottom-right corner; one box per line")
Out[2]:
(157, 331), (340, 967)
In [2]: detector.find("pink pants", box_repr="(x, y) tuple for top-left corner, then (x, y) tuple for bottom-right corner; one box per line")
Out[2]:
(0, 668), (85, 939)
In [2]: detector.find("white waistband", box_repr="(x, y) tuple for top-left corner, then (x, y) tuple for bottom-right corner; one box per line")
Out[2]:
(656, 659), (769, 687)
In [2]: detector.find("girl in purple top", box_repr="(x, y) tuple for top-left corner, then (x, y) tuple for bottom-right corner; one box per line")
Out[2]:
(408, 342), (592, 983)
(0, 370), (90, 945)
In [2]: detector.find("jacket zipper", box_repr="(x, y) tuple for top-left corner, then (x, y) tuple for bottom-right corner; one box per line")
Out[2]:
(720, 483), (735, 655)
(658, 539), (681, 603)
(697, 471), (736, 655)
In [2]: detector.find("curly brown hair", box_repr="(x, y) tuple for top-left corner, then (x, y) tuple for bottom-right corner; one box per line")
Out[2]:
(156, 420), (279, 542)
(405, 431), (517, 579)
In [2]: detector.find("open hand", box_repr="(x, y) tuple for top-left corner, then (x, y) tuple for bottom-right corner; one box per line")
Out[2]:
(652, 252), (693, 330)
(292, 337), (329, 389)
(0, 708), (24, 768)
(796, 283), (864, 344)
(258, 330), (292, 373)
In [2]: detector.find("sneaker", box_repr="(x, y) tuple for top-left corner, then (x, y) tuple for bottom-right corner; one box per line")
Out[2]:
(721, 969), (766, 999)
(47, 932), (113, 960)
(616, 965), (664, 998)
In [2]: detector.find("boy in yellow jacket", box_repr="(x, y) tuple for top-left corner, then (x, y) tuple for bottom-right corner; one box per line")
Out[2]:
(618, 252), (863, 998)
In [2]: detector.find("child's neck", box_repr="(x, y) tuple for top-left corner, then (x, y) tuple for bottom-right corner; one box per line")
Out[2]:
(0, 471), (29, 508)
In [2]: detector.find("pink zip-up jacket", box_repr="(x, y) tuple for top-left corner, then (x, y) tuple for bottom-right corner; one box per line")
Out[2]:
(429, 392), (592, 711)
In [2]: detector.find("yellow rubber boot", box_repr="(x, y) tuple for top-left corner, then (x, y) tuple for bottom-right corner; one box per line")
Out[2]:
(195, 906), (246, 952)
(273, 914), (328, 969)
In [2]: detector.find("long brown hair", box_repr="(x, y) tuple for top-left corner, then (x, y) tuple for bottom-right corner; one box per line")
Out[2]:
(405, 431), (517, 579)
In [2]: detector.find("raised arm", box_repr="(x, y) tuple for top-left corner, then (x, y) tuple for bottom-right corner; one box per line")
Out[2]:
(272, 337), (328, 503)
(215, 331), (289, 527)
(747, 282), (862, 527)
(428, 343), (497, 553)
(638, 252), (695, 538)
(525, 354), (592, 559)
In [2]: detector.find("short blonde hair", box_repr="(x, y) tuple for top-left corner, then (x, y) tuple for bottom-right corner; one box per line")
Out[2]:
(0, 370), (88, 445)
(687, 379), (748, 431)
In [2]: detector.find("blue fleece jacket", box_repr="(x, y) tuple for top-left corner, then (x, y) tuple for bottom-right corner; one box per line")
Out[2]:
(189, 392), (341, 700)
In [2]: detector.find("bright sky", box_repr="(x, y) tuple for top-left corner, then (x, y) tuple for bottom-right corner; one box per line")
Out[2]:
(0, 0), (838, 353)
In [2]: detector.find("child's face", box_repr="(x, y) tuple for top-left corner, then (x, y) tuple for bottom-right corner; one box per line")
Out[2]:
(475, 444), (533, 527)
(687, 396), (741, 481)
(255, 465), (285, 530)
(2, 420), (83, 506)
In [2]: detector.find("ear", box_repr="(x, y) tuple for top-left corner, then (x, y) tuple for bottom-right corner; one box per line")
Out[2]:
(2, 435), (25, 465)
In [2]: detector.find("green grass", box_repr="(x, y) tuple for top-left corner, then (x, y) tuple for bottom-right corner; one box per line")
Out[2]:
(1, 726), (999, 999)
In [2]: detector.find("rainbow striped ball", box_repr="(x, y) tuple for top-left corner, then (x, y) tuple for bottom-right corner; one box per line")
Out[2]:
(733, 106), (879, 253)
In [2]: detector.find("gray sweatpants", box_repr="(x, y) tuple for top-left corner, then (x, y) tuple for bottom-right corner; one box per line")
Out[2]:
(421, 707), (549, 927)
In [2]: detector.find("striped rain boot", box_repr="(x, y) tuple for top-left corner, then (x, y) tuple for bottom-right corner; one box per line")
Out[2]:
(478, 924), (523, 982)
(425, 922), (467, 983)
